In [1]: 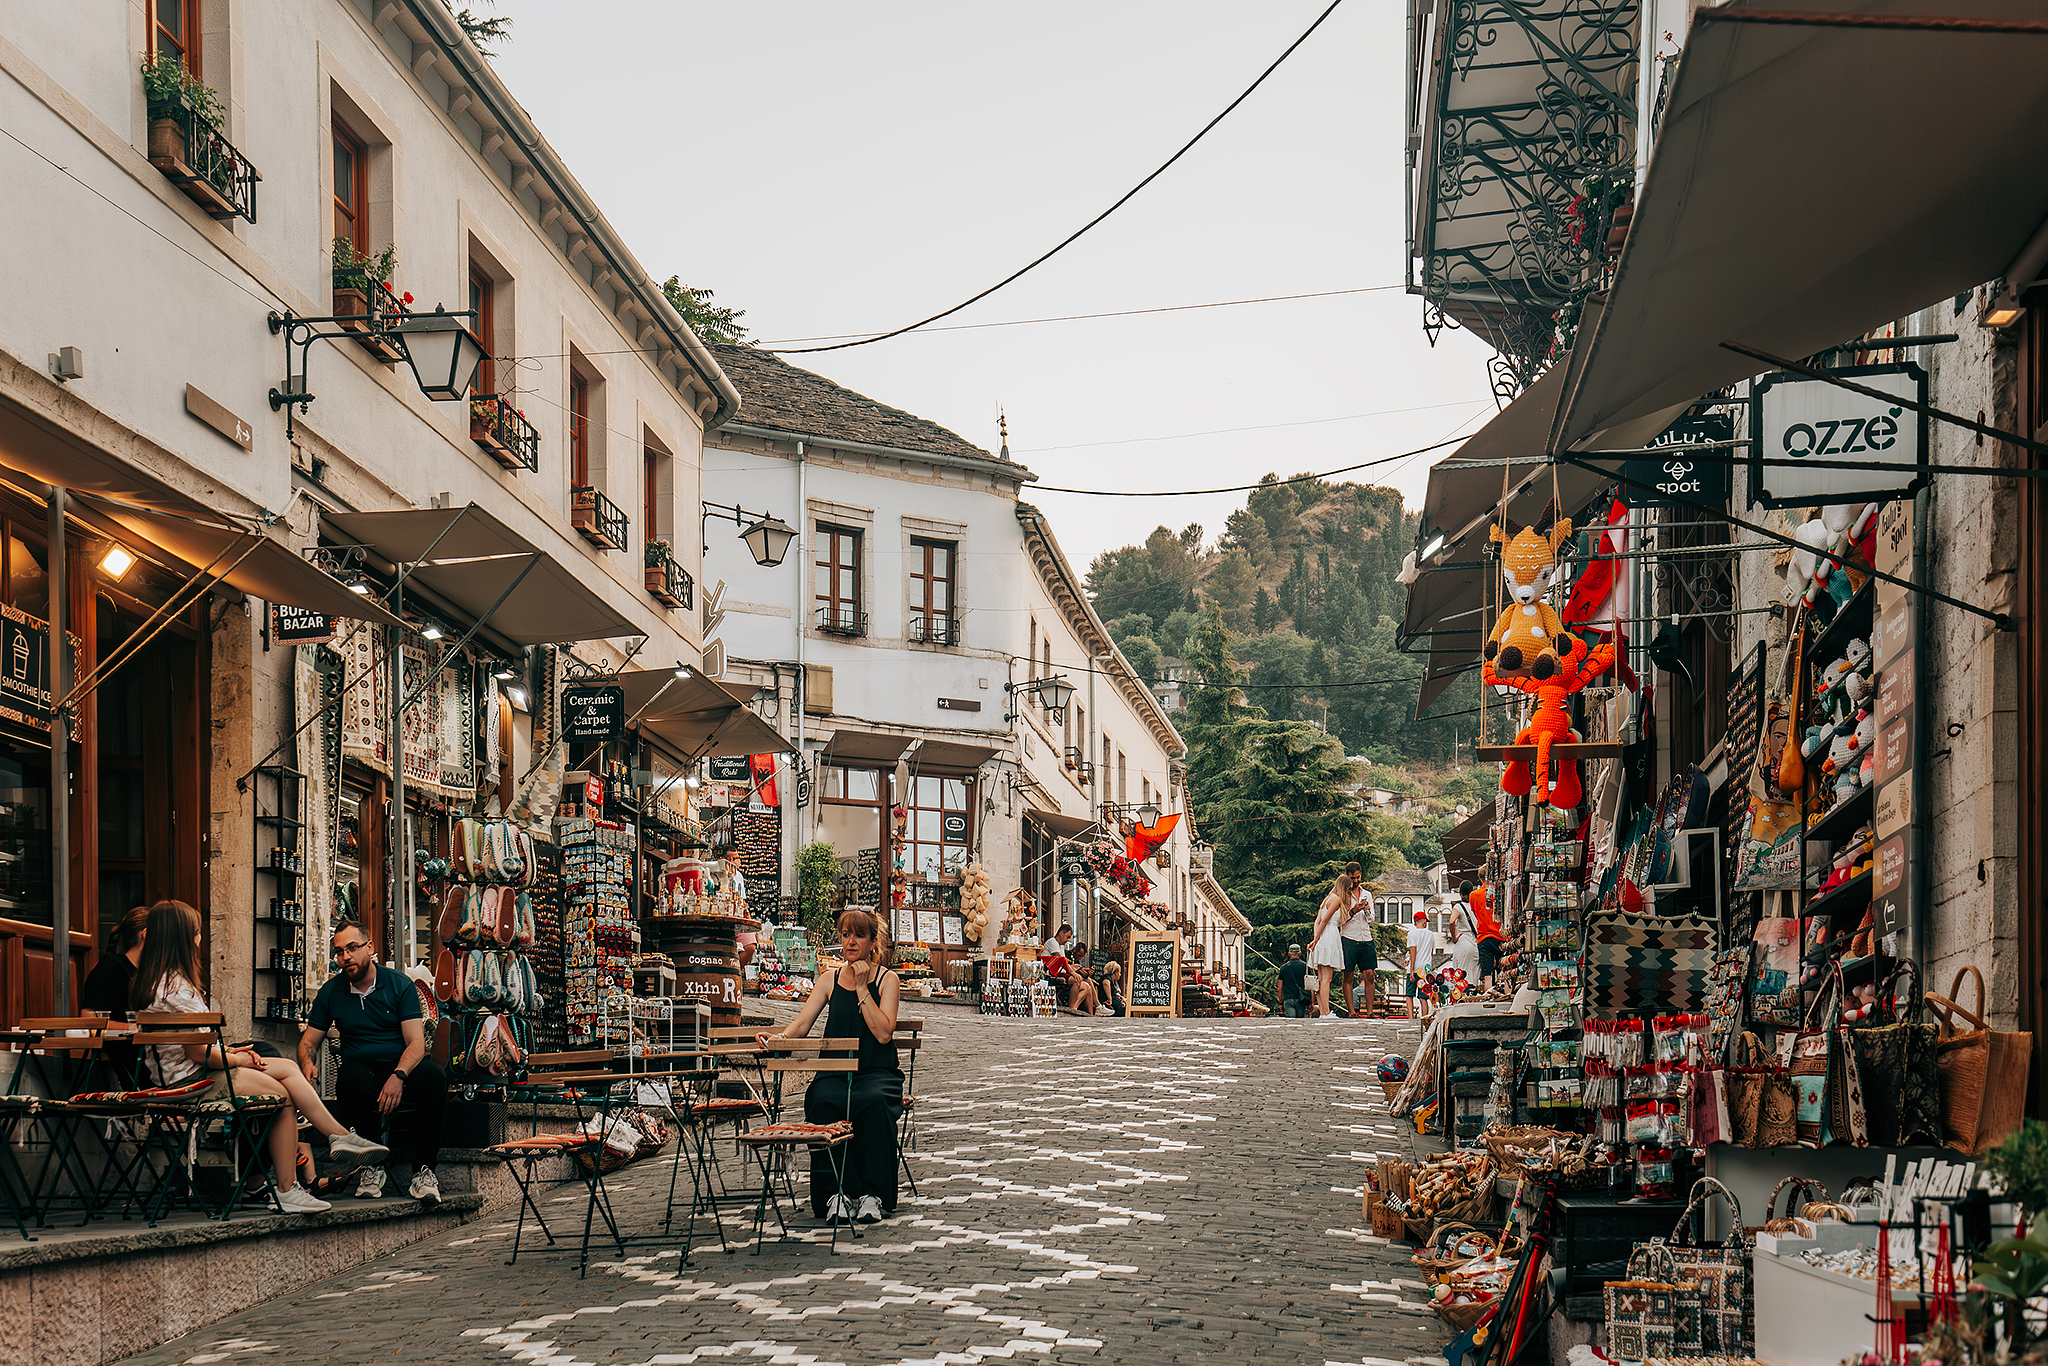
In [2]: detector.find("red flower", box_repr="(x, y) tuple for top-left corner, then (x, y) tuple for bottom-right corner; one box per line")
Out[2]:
(401, 291), (415, 305)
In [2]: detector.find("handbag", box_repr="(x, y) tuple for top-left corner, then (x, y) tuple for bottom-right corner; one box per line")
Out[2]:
(1749, 917), (1803, 1027)
(1585, 902), (1717, 1015)
(1928, 965), (2036, 1154)
(1850, 964), (1942, 1147)
(1725, 1032), (1771, 1147)
(1605, 1279), (1688, 1362)
(1827, 1025), (1869, 1147)
(1789, 974), (1840, 1147)
(1758, 1062), (1800, 1148)
(1664, 1177), (1752, 1356)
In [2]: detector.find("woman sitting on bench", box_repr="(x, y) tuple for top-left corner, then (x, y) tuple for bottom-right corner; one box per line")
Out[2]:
(759, 907), (903, 1225)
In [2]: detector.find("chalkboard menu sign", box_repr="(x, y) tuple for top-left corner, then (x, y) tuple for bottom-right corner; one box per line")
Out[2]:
(1126, 933), (1180, 1017)
(1723, 641), (1766, 888)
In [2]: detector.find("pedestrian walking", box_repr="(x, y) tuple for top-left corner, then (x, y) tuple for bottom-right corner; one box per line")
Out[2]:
(1307, 871), (1352, 1019)
(1336, 861), (1377, 1018)
(1277, 944), (1309, 1018)
(1448, 898), (1482, 985)
(1405, 910), (1440, 1021)
(761, 907), (905, 1225)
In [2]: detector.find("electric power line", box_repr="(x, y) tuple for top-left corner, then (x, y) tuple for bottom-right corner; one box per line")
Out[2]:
(1032, 432), (1473, 496)
(765, 0), (1349, 355)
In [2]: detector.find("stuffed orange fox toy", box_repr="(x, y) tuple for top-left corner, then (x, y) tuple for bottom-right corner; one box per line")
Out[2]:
(1483, 633), (1614, 808)
(1484, 520), (1576, 680)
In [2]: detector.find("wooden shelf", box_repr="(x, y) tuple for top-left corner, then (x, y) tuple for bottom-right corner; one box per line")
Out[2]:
(1475, 742), (1626, 761)
(1805, 869), (1873, 920)
(1805, 785), (1873, 853)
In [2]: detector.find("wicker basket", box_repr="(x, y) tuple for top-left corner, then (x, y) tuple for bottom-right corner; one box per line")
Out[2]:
(1433, 1297), (1496, 1333)
(1379, 1079), (1403, 1104)
(1481, 1125), (1573, 1179)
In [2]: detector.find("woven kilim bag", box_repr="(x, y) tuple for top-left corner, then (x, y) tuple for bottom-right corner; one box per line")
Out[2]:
(1584, 905), (1717, 1015)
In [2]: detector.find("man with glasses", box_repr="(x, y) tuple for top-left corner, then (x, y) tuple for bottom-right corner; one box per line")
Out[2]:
(297, 923), (447, 1203)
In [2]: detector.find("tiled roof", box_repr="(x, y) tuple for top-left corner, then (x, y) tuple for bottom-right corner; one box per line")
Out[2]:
(1373, 866), (1436, 896)
(712, 344), (1024, 470)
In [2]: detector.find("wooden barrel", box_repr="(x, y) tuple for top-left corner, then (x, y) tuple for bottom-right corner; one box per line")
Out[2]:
(657, 927), (744, 1028)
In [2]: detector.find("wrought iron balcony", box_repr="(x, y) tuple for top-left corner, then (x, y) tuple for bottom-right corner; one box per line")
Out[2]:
(644, 541), (693, 610)
(329, 284), (409, 364)
(908, 611), (960, 645)
(146, 93), (260, 223)
(1062, 747), (1094, 786)
(469, 394), (540, 473)
(1405, 0), (1640, 397)
(815, 605), (868, 638)
(570, 486), (627, 551)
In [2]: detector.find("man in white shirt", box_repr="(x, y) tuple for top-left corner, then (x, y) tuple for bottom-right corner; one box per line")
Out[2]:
(1405, 911), (1440, 1019)
(1336, 861), (1377, 1018)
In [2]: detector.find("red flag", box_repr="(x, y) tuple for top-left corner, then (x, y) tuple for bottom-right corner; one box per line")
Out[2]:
(1125, 812), (1181, 863)
(748, 753), (779, 807)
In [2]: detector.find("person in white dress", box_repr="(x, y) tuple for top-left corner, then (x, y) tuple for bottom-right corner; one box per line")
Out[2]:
(1306, 871), (1354, 1020)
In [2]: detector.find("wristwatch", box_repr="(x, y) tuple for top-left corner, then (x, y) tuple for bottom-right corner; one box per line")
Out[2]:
(393, 1068), (409, 1081)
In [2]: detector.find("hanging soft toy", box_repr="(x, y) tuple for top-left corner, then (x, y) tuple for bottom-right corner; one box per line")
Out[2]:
(1482, 633), (1615, 807)
(1484, 519), (1576, 680)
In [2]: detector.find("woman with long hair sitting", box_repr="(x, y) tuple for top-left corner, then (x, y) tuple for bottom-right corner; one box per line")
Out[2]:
(131, 900), (387, 1214)
(760, 907), (904, 1225)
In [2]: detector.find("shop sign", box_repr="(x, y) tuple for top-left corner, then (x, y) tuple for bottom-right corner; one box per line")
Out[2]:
(1750, 362), (1928, 508)
(0, 604), (52, 732)
(1057, 849), (1091, 884)
(941, 812), (968, 841)
(1618, 412), (1734, 507)
(707, 754), (750, 783)
(584, 775), (605, 810)
(560, 684), (624, 743)
(1870, 499), (1918, 938)
(794, 762), (812, 809)
(270, 602), (333, 643)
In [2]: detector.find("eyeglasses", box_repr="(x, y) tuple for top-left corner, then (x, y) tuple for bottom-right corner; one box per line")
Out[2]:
(336, 939), (373, 955)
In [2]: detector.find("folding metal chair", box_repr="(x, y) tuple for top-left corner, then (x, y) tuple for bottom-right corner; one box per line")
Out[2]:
(734, 1040), (862, 1253)
(13, 1019), (148, 1229)
(131, 1013), (289, 1221)
(892, 1019), (923, 1198)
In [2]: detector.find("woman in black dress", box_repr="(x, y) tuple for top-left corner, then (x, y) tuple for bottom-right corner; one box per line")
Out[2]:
(762, 907), (903, 1224)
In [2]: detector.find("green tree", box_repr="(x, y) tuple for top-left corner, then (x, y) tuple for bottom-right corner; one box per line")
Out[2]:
(456, 3), (512, 53)
(661, 277), (752, 346)
(1206, 550), (1258, 631)
(1086, 526), (1200, 623)
(1157, 608), (1198, 660)
(1116, 635), (1161, 685)
(1408, 813), (1455, 868)
(1200, 719), (1385, 927)
(1252, 587), (1278, 633)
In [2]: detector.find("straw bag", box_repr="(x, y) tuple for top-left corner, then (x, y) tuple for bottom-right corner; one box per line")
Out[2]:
(1929, 965), (2035, 1155)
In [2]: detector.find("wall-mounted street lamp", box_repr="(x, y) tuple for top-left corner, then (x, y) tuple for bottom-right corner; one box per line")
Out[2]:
(1004, 673), (1076, 725)
(1136, 801), (1162, 829)
(702, 501), (796, 567)
(267, 305), (483, 437)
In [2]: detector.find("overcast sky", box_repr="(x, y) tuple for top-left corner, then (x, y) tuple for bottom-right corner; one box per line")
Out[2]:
(488, 0), (1500, 570)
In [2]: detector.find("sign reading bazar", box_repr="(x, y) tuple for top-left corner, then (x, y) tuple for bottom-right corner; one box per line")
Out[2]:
(1750, 362), (1928, 508)
(560, 683), (625, 744)
(1618, 412), (1734, 507)
(270, 603), (333, 643)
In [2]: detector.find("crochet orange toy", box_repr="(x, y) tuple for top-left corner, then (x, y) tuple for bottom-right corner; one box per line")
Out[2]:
(1482, 634), (1616, 808)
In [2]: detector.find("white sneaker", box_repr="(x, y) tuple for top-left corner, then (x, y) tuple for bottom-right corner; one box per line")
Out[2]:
(409, 1167), (441, 1205)
(824, 1193), (851, 1223)
(856, 1195), (885, 1224)
(330, 1131), (391, 1164)
(275, 1185), (332, 1215)
(354, 1165), (387, 1199)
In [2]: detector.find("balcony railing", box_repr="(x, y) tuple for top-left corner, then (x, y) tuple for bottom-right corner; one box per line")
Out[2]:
(469, 394), (540, 473)
(146, 93), (260, 223)
(815, 605), (868, 638)
(330, 283), (409, 363)
(571, 486), (627, 551)
(907, 611), (959, 645)
(644, 542), (693, 610)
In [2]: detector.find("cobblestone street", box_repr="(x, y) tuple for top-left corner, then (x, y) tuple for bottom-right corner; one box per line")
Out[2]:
(116, 1010), (1447, 1366)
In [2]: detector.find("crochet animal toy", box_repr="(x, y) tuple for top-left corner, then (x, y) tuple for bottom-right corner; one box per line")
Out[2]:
(1485, 520), (1576, 680)
(1482, 633), (1615, 807)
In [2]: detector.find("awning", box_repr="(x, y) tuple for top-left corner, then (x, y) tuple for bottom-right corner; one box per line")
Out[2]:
(325, 505), (636, 645)
(611, 667), (792, 760)
(1026, 807), (1099, 842)
(818, 730), (1002, 774)
(1553, 1), (2048, 452)
(1440, 805), (1493, 876)
(0, 394), (401, 627)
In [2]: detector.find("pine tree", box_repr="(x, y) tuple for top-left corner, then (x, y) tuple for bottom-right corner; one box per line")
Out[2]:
(1253, 588), (1277, 634)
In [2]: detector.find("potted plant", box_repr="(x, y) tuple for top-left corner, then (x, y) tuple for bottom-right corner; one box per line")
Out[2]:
(141, 53), (223, 171)
(332, 240), (405, 360)
(644, 539), (676, 600)
(469, 395), (508, 456)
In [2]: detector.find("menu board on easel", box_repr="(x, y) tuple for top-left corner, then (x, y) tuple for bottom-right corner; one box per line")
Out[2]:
(1127, 933), (1181, 1017)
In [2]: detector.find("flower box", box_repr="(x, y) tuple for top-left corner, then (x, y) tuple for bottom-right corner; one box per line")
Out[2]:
(146, 97), (257, 223)
(469, 396), (539, 473)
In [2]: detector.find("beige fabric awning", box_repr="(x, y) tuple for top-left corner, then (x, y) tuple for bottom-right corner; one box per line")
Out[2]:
(1553, 0), (2048, 452)
(0, 393), (244, 517)
(1440, 805), (1494, 877)
(325, 505), (637, 645)
(1026, 807), (1099, 842)
(610, 667), (792, 760)
(90, 500), (403, 629)
(815, 730), (1001, 774)
(1415, 364), (1569, 565)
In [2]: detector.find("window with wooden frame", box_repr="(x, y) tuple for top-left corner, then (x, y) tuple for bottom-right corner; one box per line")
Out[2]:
(644, 446), (659, 540)
(908, 538), (955, 644)
(151, 0), (201, 76)
(900, 774), (973, 879)
(1028, 619), (1038, 678)
(568, 371), (591, 488)
(814, 524), (862, 633)
(467, 266), (497, 396)
(332, 119), (367, 258)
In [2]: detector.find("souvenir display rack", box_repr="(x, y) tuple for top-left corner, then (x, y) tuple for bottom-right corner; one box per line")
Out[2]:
(251, 763), (308, 1023)
(559, 814), (636, 1046)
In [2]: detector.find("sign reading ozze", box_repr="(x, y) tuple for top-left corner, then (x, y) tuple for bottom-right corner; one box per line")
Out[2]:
(1750, 362), (1927, 508)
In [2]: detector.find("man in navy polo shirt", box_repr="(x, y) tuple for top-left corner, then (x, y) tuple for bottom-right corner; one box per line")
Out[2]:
(298, 922), (447, 1204)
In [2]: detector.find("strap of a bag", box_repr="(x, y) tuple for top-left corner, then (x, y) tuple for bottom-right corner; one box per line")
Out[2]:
(1672, 1176), (1744, 1248)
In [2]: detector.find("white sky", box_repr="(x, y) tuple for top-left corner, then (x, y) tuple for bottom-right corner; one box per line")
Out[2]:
(487, 0), (1500, 569)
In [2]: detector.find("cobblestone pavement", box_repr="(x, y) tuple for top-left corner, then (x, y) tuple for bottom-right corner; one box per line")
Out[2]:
(118, 1009), (1449, 1366)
